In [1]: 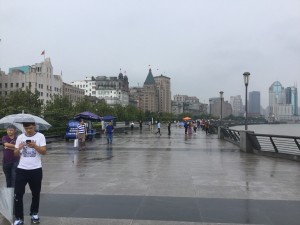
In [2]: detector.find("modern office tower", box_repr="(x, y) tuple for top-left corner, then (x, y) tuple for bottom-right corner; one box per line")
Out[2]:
(154, 75), (171, 113)
(286, 86), (298, 116)
(0, 58), (62, 104)
(269, 81), (286, 118)
(248, 91), (261, 117)
(268, 81), (296, 121)
(230, 95), (243, 116)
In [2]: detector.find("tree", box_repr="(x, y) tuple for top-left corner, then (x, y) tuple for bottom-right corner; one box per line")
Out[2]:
(74, 99), (94, 113)
(0, 89), (42, 117)
(43, 95), (75, 127)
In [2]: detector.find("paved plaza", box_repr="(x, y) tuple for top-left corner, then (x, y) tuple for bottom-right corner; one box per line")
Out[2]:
(1, 126), (300, 225)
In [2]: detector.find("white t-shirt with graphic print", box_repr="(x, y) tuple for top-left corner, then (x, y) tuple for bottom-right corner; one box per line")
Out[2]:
(15, 132), (46, 170)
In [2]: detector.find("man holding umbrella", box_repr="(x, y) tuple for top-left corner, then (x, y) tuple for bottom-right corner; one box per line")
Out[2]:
(13, 122), (46, 225)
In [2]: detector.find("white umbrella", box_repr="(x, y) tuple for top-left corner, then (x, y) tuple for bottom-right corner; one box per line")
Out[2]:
(0, 187), (14, 224)
(0, 113), (51, 131)
(0, 122), (24, 133)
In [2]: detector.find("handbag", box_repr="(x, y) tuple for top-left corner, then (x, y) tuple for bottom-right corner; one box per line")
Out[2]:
(74, 139), (78, 148)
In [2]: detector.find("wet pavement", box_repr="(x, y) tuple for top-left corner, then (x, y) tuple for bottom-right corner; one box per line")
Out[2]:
(1, 126), (300, 225)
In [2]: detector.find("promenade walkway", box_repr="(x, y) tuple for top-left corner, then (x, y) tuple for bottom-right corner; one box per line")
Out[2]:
(1, 126), (300, 225)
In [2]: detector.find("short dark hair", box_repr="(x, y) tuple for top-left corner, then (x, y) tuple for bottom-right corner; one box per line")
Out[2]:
(23, 122), (36, 127)
(7, 125), (16, 130)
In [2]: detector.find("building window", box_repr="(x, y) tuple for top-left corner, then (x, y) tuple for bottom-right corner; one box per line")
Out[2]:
(22, 83), (25, 87)
(5, 83), (8, 88)
(16, 83), (19, 87)
(10, 83), (13, 88)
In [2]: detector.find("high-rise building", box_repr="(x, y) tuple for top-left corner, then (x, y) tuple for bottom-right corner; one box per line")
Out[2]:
(0, 58), (62, 104)
(154, 75), (171, 113)
(286, 86), (298, 116)
(248, 91), (261, 117)
(268, 81), (298, 121)
(269, 81), (285, 118)
(230, 95), (243, 116)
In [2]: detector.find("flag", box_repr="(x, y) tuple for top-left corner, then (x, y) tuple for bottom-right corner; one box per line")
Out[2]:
(41, 50), (45, 55)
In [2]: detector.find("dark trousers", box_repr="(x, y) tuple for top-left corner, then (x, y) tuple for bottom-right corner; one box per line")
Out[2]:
(14, 168), (43, 219)
(3, 161), (19, 187)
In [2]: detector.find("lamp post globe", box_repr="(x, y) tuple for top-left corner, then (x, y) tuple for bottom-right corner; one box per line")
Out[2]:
(243, 72), (250, 130)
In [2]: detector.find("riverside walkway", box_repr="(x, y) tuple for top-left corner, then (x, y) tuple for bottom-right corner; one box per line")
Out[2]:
(1, 126), (300, 225)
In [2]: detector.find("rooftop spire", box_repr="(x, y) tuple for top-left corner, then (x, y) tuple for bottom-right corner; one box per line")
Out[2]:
(144, 68), (155, 85)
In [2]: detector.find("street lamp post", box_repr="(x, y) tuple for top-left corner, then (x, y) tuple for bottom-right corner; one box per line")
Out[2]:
(209, 99), (212, 117)
(219, 91), (224, 126)
(243, 72), (250, 130)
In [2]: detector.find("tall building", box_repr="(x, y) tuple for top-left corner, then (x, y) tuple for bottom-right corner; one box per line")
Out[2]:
(248, 91), (261, 117)
(71, 72), (129, 106)
(0, 58), (62, 104)
(286, 86), (298, 116)
(172, 94), (207, 116)
(154, 75), (171, 113)
(268, 81), (298, 121)
(141, 69), (158, 112)
(230, 95), (243, 116)
(209, 97), (232, 119)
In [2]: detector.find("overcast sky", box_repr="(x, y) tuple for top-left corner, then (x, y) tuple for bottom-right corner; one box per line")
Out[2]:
(1, 0), (300, 107)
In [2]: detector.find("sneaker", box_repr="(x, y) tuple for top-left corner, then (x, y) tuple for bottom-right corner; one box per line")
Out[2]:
(14, 219), (24, 225)
(31, 213), (40, 224)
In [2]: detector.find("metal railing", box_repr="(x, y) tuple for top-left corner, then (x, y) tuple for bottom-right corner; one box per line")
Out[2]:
(219, 127), (300, 158)
(248, 133), (300, 156)
(220, 127), (240, 145)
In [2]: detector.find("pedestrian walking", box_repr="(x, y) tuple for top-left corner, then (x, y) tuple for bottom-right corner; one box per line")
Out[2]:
(130, 121), (134, 131)
(155, 121), (161, 136)
(13, 122), (47, 225)
(168, 121), (171, 135)
(105, 122), (114, 144)
(76, 119), (87, 151)
(184, 121), (188, 134)
(2, 125), (19, 187)
(193, 122), (197, 133)
(205, 121), (210, 135)
(139, 120), (143, 130)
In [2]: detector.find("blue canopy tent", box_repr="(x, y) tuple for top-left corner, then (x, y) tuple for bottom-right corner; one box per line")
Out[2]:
(74, 111), (102, 121)
(102, 115), (117, 122)
(65, 111), (101, 141)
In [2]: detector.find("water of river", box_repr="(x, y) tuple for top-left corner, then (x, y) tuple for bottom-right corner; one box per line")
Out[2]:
(231, 124), (300, 136)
